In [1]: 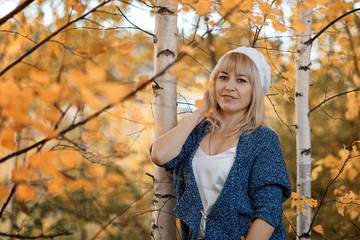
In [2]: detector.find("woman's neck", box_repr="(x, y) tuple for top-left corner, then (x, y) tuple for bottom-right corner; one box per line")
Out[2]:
(219, 110), (247, 132)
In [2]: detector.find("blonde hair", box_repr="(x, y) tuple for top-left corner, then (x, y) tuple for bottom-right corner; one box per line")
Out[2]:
(206, 52), (266, 135)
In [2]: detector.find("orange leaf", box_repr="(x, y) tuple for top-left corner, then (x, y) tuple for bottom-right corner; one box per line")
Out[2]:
(259, 2), (272, 15)
(30, 69), (51, 84)
(291, 192), (300, 199)
(116, 40), (134, 54)
(12, 167), (32, 183)
(0, 187), (9, 203)
(135, 75), (150, 89)
(60, 150), (82, 169)
(48, 178), (67, 199)
(43, 108), (61, 124)
(194, 0), (213, 15)
(16, 184), (37, 202)
(179, 45), (195, 56)
(85, 165), (105, 178)
(34, 121), (59, 138)
(1, 127), (17, 150)
(118, 63), (134, 74)
(195, 99), (203, 108)
(313, 225), (324, 234)
(221, 0), (242, 11)
(293, 23), (307, 33)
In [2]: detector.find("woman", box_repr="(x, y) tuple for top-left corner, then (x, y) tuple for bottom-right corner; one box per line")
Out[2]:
(151, 47), (291, 240)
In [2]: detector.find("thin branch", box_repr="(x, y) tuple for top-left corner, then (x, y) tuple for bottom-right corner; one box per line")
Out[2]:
(252, 0), (276, 47)
(0, 3), (236, 165)
(0, 0), (112, 77)
(305, 8), (360, 45)
(0, 184), (16, 218)
(307, 154), (352, 234)
(0, 231), (72, 239)
(266, 95), (293, 132)
(115, 6), (155, 37)
(0, 30), (37, 44)
(90, 190), (150, 240)
(309, 87), (360, 114)
(0, 0), (35, 26)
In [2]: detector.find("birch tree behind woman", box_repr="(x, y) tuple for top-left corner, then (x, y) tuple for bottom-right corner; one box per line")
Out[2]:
(150, 47), (291, 240)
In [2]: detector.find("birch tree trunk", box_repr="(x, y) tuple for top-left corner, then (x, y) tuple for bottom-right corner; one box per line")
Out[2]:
(151, 1), (178, 239)
(295, 2), (313, 239)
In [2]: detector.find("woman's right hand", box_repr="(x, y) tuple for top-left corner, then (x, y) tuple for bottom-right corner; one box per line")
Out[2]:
(196, 90), (210, 116)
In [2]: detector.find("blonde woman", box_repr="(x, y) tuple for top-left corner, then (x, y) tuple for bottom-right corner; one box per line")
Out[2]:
(151, 47), (291, 240)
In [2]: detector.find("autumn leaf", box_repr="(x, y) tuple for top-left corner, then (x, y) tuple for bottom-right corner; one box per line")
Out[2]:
(16, 184), (37, 202)
(85, 165), (106, 178)
(43, 108), (61, 124)
(194, 99), (203, 108)
(60, 150), (82, 169)
(118, 63), (134, 74)
(12, 167), (32, 183)
(34, 121), (59, 138)
(259, 2), (272, 15)
(30, 69), (51, 84)
(179, 45), (195, 56)
(115, 40), (134, 54)
(0, 127), (17, 150)
(313, 225), (324, 234)
(221, 0), (242, 11)
(0, 187), (9, 203)
(293, 23), (307, 33)
(194, 0), (212, 16)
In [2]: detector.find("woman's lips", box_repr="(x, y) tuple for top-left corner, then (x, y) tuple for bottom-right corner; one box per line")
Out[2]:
(221, 94), (237, 100)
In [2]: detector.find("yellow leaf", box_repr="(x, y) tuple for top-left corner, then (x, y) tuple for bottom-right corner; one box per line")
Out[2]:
(118, 63), (133, 74)
(43, 108), (61, 124)
(291, 192), (300, 199)
(37, 85), (60, 104)
(87, 65), (106, 83)
(0, 187), (9, 203)
(221, 0), (242, 11)
(259, 2), (272, 15)
(179, 45), (195, 56)
(86, 165), (106, 178)
(12, 167), (32, 183)
(293, 23), (307, 33)
(47, 178), (68, 200)
(30, 69), (51, 84)
(116, 40), (134, 54)
(303, 0), (317, 9)
(16, 184), (37, 202)
(313, 225), (324, 234)
(66, 179), (83, 192)
(273, 22), (287, 32)
(194, 0), (212, 15)
(314, 0), (327, 4)
(81, 88), (103, 110)
(69, 71), (87, 87)
(96, 83), (133, 104)
(336, 202), (345, 216)
(1, 127), (17, 150)
(207, 20), (215, 26)
(60, 150), (82, 169)
(34, 121), (59, 138)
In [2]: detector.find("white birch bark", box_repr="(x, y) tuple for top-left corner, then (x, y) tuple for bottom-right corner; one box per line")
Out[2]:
(295, 2), (313, 240)
(151, 1), (178, 239)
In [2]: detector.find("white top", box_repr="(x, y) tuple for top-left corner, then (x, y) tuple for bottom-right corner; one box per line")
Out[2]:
(192, 146), (236, 239)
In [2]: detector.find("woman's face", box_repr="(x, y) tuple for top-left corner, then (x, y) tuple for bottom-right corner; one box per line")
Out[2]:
(214, 70), (253, 115)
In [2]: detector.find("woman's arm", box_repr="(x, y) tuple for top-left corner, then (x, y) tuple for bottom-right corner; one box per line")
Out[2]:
(150, 92), (209, 166)
(246, 218), (275, 240)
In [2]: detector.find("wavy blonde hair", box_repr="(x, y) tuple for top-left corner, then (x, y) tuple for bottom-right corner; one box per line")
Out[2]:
(206, 52), (267, 135)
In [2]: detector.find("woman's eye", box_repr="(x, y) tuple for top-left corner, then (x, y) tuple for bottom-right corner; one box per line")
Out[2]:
(237, 78), (247, 83)
(219, 75), (228, 80)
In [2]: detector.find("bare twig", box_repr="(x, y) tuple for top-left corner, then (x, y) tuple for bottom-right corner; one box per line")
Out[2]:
(0, 0), (35, 26)
(0, 184), (16, 218)
(266, 95), (293, 133)
(0, 231), (72, 239)
(305, 8), (360, 45)
(307, 154), (353, 234)
(0, 0), (112, 77)
(116, 6), (155, 37)
(309, 87), (360, 114)
(90, 190), (151, 240)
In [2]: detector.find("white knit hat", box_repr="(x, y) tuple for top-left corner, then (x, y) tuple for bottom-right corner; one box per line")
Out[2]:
(220, 47), (271, 96)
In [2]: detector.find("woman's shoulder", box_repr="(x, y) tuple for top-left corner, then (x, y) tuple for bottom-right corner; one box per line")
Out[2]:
(251, 125), (280, 140)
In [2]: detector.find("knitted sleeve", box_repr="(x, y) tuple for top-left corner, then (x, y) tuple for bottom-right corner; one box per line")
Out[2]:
(155, 120), (209, 170)
(248, 129), (291, 227)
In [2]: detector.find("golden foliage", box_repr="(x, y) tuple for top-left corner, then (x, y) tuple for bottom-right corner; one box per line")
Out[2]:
(16, 184), (37, 202)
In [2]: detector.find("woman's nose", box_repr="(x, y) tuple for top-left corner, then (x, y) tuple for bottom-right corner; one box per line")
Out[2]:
(224, 79), (235, 91)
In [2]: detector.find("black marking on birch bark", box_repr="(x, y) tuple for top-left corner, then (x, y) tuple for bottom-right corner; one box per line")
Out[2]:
(299, 233), (311, 239)
(294, 124), (298, 129)
(153, 35), (158, 44)
(154, 193), (175, 199)
(157, 49), (175, 58)
(152, 224), (159, 229)
(158, 7), (175, 15)
(152, 81), (163, 97)
(295, 92), (303, 97)
(301, 148), (311, 156)
(299, 63), (311, 71)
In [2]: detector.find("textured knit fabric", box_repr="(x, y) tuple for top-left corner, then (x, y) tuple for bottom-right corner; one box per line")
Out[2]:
(155, 120), (291, 240)
(192, 146), (236, 238)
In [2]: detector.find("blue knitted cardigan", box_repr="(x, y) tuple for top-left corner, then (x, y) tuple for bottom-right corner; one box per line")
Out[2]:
(157, 120), (291, 240)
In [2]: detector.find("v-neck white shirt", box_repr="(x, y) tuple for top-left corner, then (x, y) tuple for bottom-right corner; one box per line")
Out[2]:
(192, 146), (236, 238)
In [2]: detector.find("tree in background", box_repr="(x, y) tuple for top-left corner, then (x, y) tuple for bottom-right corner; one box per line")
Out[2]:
(0, 0), (359, 239)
